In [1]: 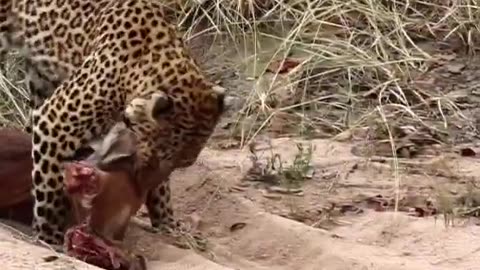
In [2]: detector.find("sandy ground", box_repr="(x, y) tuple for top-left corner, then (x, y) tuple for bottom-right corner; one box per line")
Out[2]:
(3, 137), (480, 270)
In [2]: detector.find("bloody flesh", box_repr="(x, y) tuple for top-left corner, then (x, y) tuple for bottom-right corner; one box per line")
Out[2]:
(63, 162), (134, 270)
(64, 223), (131, 270)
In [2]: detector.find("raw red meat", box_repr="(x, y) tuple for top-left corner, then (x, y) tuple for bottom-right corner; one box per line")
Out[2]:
(64, 223), (131, 270)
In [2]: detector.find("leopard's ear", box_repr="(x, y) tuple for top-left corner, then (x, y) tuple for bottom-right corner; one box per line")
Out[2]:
(211, 85), (227, 113)
(149, 92), (173, 120)
(124, 92), (173, 124)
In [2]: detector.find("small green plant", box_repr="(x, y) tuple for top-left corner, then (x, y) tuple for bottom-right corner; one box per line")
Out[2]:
(281, 142), (315, 189)
(245, 141), (315, 190)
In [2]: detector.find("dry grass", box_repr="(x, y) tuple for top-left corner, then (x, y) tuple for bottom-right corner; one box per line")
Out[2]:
(2, 1), (480, 143)
(163, 0), (480, 223)
(158, 0), (480, 147)
(0, 52), (29, 128)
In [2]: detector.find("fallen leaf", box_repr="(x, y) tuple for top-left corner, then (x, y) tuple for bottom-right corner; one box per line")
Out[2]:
(43, 256), (59, 262)
(409, 206), (437, 217)
(459, 147), (476, 157)
(267, 186), (303, 194)
(230, 222), (247, 232)
(266, 58), (301, 74)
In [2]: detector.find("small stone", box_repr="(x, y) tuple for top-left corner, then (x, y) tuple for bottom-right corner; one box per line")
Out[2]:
(446, 63), (465, 74)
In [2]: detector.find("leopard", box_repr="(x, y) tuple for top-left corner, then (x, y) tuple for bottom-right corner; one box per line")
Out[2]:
(0, 0), (226, 246)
